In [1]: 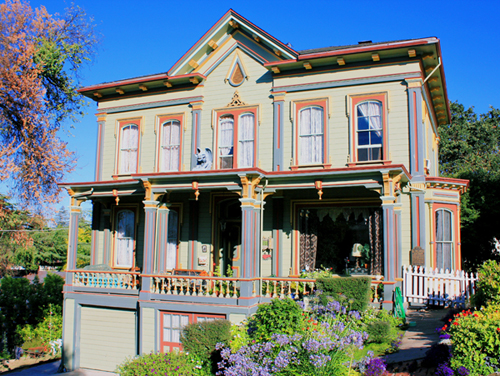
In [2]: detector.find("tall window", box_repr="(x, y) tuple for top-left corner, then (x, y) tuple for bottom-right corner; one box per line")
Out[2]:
(356, 101), (383, 161)
(166, 210), (179, 270)
(238, 113), (254, 167)
(160, 120), (181, 171)
(119, 124), (139, 174)
(116, 210), (135, 268)
(435, 209), (453, 270)
(219, 115), (234, 169)
(299, 106), (324, 164)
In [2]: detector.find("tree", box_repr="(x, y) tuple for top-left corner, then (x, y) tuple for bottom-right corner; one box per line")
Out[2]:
(438, 102), (500, 270)
(0, 0), (98, 209)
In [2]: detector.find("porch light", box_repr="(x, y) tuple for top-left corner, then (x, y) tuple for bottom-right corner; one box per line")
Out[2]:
(314, 180), (323, 200)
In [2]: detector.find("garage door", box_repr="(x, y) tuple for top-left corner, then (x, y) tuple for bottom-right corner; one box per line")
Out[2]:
(80, 306), (136, 372)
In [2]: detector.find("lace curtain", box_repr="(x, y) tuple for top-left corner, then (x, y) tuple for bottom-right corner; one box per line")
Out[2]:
(239, 113), (254, 167)
(299, 209), (318, 271)
(161, 121), (180, 171)
(219, 116), (234, 168)
(120, 125), (138, 173)
(299, 107), (323, 164)
(116, 210), (134, 268)
(357, 101), (382, 136)
(436, 209), (452, 270)
(369, 210), (383, 276)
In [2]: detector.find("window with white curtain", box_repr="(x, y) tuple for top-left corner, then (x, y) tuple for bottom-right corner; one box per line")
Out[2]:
(160, 120), (181, 171)
(219, 115), (234, 169)
(299, 106), (324, 164)
(119, 124), (139, 173)
(435, 209), (453, 270)
(166, 209), (179, 270)
(116, 210), (135, 268)
(356, 101), (382, 161)
(238, 112), (254, 167)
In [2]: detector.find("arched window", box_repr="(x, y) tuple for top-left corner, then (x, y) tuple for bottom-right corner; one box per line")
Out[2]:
(238, 112), (254, 167)
(299, 106), (324, 164)
(115, 210), (135, 268)
(219, 115), (234, 169)
(119, 124), (139, 173)
(356, 101), (382, 161)
(435, 209), (453, 270)
(160, 120), (181, 171)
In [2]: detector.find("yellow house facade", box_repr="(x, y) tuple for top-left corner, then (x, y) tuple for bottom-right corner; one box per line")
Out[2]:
(60, 10), (468, 372)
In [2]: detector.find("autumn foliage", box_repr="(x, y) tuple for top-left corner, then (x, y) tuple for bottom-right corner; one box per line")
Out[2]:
(0, 0), (97, 208)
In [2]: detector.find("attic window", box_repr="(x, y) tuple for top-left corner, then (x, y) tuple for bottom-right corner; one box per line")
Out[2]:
(226, 52), (247, 87)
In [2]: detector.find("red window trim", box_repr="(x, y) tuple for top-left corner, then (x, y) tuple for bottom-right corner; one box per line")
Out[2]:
(349, 93), (389, 164)
(116, 118), (141, 175)
(432, 203), (459, 270)
(215, 107), (258, 169)
(293, 99), (329, 168)
(156, 114), (184, 172)
(159, 311), (225, 352)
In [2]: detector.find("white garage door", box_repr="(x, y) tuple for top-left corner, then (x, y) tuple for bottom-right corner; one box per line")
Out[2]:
(80, 306), (136, 372)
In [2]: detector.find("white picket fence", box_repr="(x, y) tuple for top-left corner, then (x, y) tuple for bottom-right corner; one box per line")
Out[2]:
(402, 265), (478, 307)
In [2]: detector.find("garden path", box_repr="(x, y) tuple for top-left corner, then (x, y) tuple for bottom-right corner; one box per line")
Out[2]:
(384, 307), (448, 364)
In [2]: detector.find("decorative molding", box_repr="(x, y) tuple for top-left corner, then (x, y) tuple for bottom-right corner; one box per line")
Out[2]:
(226, 91), (247, 107)
(337, 57), (345, 65)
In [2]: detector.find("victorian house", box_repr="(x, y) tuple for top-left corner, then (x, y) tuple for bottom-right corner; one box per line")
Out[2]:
(60, 10), (468, 372)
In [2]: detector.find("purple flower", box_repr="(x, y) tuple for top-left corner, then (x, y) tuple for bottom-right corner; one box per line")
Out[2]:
(456, 366), (470, 376)
(436, 363), (454, 376)
(365, 358), (386, 376)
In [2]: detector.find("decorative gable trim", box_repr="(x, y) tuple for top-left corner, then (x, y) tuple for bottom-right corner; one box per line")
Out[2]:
(225, 51), (248, 87)
(226, 91), (247, 107)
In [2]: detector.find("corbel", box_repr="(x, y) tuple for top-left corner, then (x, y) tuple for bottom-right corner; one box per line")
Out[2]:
(93, 92), (102, 98)
(252, 34), (260, 43)
(273, 49), (281, 57)
(138, 84), (148, 92)
(408, 49), (416, 58)
(428, 77), (438, 84)
(314, 180), (323, 200)
(112, 189), (120, 206)
(189, 77), (199, 84)
(337, 58), (345, 66)
(271, 66), (280, 74)
(228, 20), (239, 28)
(189, 60), (199, 69)
(116, 88), (124, 95)
(208, 40), (218, 50)
(164, 81), (173, 88)
(141, 179), (152, 201)
(371, 53), (380, 62)
(303, 62), (312, 70)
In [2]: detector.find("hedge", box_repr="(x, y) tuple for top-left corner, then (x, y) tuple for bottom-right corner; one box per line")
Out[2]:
(315, 276), (371, 311)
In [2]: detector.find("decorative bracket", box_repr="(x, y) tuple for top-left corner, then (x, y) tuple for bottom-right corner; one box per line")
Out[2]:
(192, 181), (200, 201)
(314, 180), (323, 200)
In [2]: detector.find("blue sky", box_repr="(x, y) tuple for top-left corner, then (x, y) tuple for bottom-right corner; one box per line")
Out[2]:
(26, 0), (500, 193)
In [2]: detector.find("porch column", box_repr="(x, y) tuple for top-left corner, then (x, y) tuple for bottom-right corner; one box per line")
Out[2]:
(66, 202), (82, 284)
(411, 190), (426, 255)
(156, 203), (170, 273)
(239, 198), (261, 301)
(142, 200), (159, 295)
(188, 198), (199, 270)
(381, 198), (397, 310)
(102, 207), (112, 265)
(272, 196), (284, 277)
(90, 201), (100, 265)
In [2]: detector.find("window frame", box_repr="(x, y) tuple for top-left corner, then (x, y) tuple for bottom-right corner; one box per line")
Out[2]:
(433, 204), (457, 270)
(116, 118), (141, 175)
(292, 98), (329, 169)
(159, 312), (225, 353)
(349, 93), (389, 165)
(156, 114), (184, 172)
(214, 106), (258, 169)
(112, 205), (138, 270)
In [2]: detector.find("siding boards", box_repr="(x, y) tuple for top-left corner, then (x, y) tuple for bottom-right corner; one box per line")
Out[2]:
(80, 306), (136, 372)
(141, 308), (155, 353)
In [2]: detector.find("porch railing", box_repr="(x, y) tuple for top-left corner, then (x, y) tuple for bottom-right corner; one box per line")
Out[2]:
(402, 265), (478, 307)
(148, 275), (240, 298)
(70, 270), (140, 290)
(261, 277), (316, 299)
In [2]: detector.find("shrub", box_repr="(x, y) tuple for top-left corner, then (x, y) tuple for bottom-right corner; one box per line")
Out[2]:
(315, 277), (371, 311)
(116, 352), (197, 376)
(366, 321), (391, 344)
(247, 298), (306, 342)
(18, 304), (62, 350)
(472, 259), (500, 308)
(447, 305), (500, 375)
(181, 319), (231, 373)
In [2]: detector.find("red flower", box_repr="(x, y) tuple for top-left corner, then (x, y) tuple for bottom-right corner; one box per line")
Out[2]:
(497, 328), (500, 332)
(453, 321), (459, 326)
(474, 314), (478, 317)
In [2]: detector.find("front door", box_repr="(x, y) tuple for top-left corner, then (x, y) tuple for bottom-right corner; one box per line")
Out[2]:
(215, 198), (241, 277)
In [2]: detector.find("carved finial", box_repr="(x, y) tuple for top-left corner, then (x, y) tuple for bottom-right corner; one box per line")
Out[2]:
(227, 91), (247, 107)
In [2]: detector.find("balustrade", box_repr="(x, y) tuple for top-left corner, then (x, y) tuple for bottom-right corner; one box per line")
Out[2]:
(70, 270), (140, 290)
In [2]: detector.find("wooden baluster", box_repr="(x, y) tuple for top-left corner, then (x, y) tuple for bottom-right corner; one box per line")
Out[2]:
(295, 281), (299, 299)
(280, 281), (284, 299)
(211, 280), (217, 297)
(219, 280), (223, 298)
(233, 281), (237, 298)
(273, 281), (277, 298)
(252, 281), (256, 297)
(264, 281), (270, 297)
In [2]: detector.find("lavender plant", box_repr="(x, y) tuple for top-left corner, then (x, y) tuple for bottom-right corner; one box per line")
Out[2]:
(218, 299), (368, 375)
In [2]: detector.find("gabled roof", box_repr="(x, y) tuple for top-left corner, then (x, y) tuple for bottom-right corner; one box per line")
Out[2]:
(168, 9), (298, 76)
